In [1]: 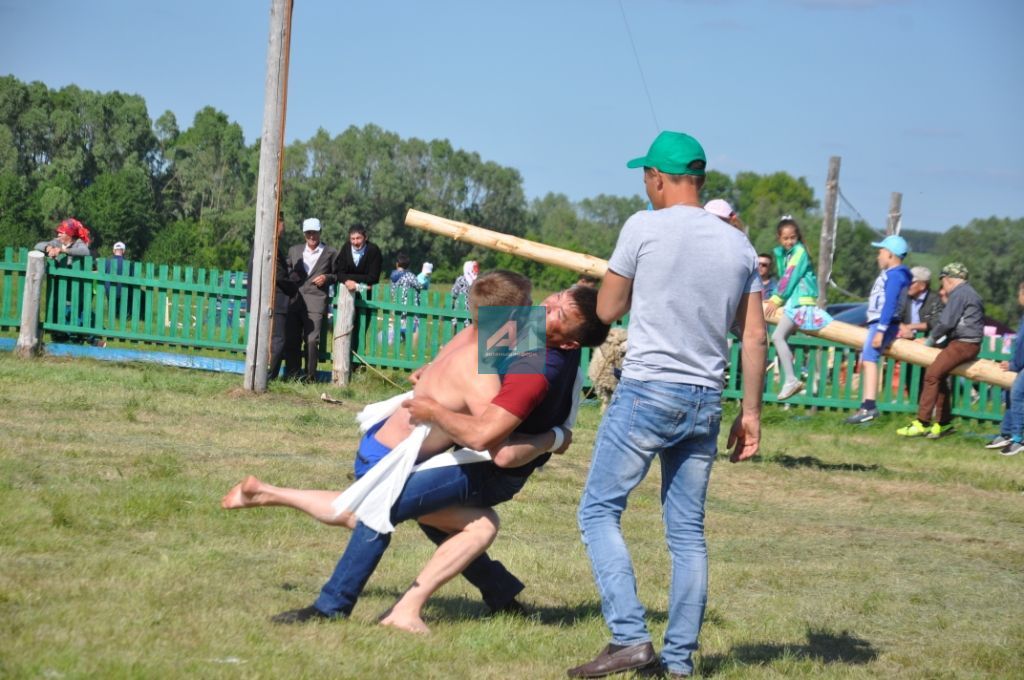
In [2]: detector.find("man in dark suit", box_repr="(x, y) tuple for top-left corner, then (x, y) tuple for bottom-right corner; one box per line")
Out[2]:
(898, 266), (945, 339)
(335, 224), (383, 293)
(284, 218), (339, 381)
(248, 213), (300, 380)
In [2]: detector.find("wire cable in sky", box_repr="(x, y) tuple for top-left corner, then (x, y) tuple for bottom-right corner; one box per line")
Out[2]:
(618, 0), (660, 133)
(838, 187), (884, 236)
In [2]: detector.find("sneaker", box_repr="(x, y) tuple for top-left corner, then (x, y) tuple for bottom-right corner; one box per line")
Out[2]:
(1001, 441), (1023, 456)
(985, 435), (1012, 450)
(926, 423), (955, 439)
(844, 408), (879, 424)
(896, 420), (930, 437)
(777, 379), (804, 401)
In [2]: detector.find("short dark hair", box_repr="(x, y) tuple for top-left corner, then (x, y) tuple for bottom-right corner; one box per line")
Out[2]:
(396, 253), (411, 269)
(566, 285), (611, 348)
(348, 224), (367, 236)
(468, 270), (532, 324)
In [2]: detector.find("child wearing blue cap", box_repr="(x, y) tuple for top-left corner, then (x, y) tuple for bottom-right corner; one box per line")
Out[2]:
(844, 235), (912, 424)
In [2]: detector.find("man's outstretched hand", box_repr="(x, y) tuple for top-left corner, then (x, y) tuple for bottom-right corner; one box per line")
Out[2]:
(726, 413), (761, 462)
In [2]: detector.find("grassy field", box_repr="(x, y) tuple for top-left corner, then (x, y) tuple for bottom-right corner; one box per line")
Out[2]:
(0, 355), (1021, 679)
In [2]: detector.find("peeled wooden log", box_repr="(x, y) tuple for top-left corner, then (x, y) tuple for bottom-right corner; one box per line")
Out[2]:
(404, 208), (1016, 390)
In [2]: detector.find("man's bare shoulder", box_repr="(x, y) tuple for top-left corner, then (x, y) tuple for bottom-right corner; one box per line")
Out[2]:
(415, 338), (499, 414)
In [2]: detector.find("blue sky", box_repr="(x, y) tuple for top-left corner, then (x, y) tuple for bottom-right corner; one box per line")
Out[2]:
(2, 0), (1022, 233)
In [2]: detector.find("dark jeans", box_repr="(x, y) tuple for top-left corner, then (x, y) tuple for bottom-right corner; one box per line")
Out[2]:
(312, 463), (528, 616)
(917, 340), (980, 424)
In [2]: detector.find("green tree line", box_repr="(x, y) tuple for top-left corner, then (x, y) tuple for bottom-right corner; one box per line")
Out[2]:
(1, 75), (1021, 321)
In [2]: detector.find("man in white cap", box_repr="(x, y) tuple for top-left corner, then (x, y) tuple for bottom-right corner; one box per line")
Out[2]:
(284, 218), (339, 381)
(103, 240), (133, 317)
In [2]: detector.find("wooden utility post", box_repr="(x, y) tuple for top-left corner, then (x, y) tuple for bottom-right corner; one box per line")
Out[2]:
(244, 0), (294, 392)
(332, 288), (355, 385)
(15, 251), (45, 358)
(816, 156), (841, 308)
(886, 192), (902, 235)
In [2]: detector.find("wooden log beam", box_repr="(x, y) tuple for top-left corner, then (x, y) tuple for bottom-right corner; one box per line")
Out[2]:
(405, 209), (608, 278)
(404, 208), (1016, 390)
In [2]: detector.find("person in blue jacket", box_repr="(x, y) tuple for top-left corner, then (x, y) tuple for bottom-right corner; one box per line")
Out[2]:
(845, 235), (912, 424)
(987, 280), (1024, 455)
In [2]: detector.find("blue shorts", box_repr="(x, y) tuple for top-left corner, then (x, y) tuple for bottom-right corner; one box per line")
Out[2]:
(353, 420), (392, 479)
(861, 322), (900, 363)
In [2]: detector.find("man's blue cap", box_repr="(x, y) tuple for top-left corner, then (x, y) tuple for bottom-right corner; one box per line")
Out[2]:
(870, 234), (909, 258)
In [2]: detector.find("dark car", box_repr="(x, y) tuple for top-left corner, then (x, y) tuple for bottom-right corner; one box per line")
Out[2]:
(826, 302), (868, 326)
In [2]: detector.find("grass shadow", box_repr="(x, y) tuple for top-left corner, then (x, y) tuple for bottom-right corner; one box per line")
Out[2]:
(768, 454), (884, 473)
(361, 588), (665, 626)
(700, 628), (878, 675)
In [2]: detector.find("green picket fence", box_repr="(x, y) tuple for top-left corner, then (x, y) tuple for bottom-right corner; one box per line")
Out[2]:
(0, 248), (28, 328)
(37, 251), (248, 351)
(0, 247), (1013, 422)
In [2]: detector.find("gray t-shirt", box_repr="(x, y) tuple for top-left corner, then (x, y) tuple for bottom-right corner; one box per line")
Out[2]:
(608, 205), (761, 388)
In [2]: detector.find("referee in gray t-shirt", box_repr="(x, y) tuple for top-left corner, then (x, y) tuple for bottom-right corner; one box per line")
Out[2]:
(569, 131), (767, 679)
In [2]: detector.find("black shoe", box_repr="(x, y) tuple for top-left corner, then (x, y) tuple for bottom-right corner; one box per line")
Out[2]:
(567, 642), (659, 678)
(488, 598), (528, 617)
(270, 605), (331, 624)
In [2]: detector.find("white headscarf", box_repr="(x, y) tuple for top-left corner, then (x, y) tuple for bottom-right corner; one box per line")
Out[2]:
(463, 260), (478, 285)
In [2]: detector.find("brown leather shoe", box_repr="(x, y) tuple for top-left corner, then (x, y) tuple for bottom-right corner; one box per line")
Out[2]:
(567, 642), (659, 678)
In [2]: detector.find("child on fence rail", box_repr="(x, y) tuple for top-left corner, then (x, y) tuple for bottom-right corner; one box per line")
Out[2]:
(986, 281), (1024, 455)
(762, 217), (832, 400)
(844, 234), (912, 424)
(896, 262), (985, 439)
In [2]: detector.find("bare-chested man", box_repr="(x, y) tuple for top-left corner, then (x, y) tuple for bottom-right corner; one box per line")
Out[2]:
(223, 274), (610, 632)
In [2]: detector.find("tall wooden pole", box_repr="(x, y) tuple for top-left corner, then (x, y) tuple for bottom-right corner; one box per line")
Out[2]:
(404, 207), (1016, 390)
(244, 0), (294, 392)
(886, 192), (903, 235)
(15, 251), (45, 358)
(816, 156), (840, 308)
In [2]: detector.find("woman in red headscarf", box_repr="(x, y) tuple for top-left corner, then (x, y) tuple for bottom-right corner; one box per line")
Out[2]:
(34, 218), (92, 264)
(34, 218), (95, 341)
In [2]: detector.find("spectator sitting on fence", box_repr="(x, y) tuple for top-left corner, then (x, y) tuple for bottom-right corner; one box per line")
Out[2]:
(763, 217), (833, 401)
(450, 260), (479, 329)
(416, 262), (433, 289)
(898, 266), (944, 340)
(389, 252), (424, 344)
(986, 281), (1024, 456)
(34, 218), (93, 343)
(896, 262), (985, 440)
(844, 235), (912, 425)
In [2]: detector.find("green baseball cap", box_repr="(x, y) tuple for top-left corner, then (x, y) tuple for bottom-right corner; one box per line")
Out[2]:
(940, 262), (969, 280)
(627, 131), (707, 176)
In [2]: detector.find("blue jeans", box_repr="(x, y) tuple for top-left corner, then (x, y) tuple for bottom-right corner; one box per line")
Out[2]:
(313, 463), (528, 616)
(578, 377), (722, 676)
(1000, 370), (1024, 438)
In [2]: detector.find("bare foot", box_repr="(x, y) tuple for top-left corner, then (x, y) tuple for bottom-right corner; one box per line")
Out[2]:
(379, 607), (430, 634)
(220, 475), (264, 509)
